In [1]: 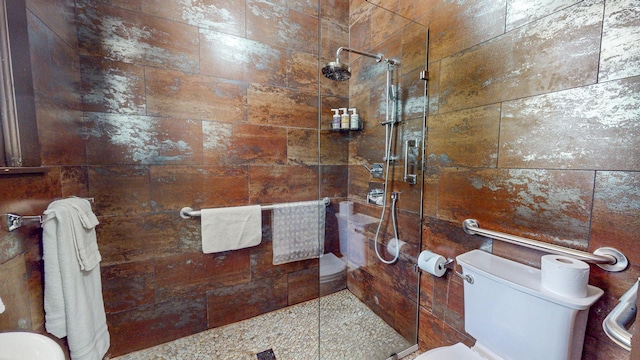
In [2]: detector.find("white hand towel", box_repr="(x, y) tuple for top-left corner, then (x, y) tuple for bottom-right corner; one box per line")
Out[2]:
(43, 198), (110, 360)
(272, 200), (326, 265)
(201, 205), (262, 253)
(64, 197), (101, 271)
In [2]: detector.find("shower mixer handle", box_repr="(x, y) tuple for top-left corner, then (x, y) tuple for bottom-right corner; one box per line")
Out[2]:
(364, 163), (384, 178)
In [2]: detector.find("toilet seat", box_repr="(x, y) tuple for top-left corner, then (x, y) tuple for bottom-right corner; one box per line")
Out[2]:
(415, 343), (487, 360)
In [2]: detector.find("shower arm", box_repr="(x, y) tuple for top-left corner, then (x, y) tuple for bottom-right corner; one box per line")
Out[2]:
(335, 47), (399, 65)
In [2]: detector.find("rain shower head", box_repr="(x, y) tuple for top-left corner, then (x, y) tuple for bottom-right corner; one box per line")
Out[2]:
(322, 47), (400, 82)
(322, 61), (351, 81)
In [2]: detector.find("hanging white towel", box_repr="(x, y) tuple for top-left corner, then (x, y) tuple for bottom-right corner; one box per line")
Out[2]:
(43, 198), (110, 360)
(201, 205), (262, 253)
(272, 200), (326, 265)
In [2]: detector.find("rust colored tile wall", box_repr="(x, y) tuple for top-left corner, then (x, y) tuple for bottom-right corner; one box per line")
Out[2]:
(2, 0), (352, 357)
(416, 0), (640, 359)
(344, 0), (426, 345)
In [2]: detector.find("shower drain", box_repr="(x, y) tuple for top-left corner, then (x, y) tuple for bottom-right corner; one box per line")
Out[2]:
(256, 348), (276, 360)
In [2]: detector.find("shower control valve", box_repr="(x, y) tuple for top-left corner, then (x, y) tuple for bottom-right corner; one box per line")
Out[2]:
(363, 163), (384, 179)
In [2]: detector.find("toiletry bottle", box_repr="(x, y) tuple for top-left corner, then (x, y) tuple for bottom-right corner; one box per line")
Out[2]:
(340, 108), (349, 129)
(331, 109), (341, 130)
(349, 108), (360, 130)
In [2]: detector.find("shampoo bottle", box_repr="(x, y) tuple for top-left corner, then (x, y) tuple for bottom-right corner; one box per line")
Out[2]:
(349, 108), (360, 130)
(331, 109), (341, 130)
(340, 108), (349, 129)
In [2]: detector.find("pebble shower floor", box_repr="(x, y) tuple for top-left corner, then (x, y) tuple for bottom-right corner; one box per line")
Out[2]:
(113, 290), (421, 360)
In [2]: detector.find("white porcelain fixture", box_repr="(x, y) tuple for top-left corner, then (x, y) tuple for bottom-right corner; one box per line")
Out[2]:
(0, 332), (65, 360)
(320, 212), (379, 283)
(416, 250), (604, 360)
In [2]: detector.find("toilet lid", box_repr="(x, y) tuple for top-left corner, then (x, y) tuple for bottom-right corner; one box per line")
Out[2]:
(319, 253), (347, 277)
(415, 343), (485, 360)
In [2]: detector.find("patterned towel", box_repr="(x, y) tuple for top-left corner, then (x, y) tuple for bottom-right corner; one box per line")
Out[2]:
(271, 200), (326, 265)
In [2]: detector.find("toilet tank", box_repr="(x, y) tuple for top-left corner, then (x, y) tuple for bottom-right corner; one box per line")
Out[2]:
(457, 250), (603, 360)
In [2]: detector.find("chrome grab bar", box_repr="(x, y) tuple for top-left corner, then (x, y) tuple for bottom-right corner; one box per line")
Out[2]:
(462, 219), (628, 272)
(603, 278), (638, 351)
(403, 139), (417, 185)
(180, 197), (331, 219)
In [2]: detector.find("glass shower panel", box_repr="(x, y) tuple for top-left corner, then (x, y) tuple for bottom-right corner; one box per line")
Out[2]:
(318, 2), (428, 358)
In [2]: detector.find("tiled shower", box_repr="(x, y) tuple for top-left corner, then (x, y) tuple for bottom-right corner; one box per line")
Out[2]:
(0, 0), (638, 359)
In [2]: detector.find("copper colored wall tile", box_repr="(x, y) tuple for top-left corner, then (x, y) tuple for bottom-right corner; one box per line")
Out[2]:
(86, 113), (202, 165)
(437, 168), (595, 247)
(320, 0), (349, 25)
(590, 171), (640, 265)
(206, 275), (288, 328)
(320, 131), (349, 165)
(76, 0), (200, 73)
(24, 246), (45, 330)
(506, 0), (580, 31)
(97, 213), (190, 265)
(101, 0), (142, 11)
(418, 307), (447, 351)
(200, 30), (286, 87)
(271, 0), (319, 17)
(288, 51), (319, 93)
(499, 77), (640, 170)
(155, 250), (251, 300)
(348, 7), (371, 53)
(427, 104), (500, 168)
(149, 165), (249, 211)
(101, 261), (155, 313)
(288, 267), (320, 305)
(319, 165), (349, 198)
(36, 102), (86, 166)
(80, 57), (146, 114)
(146, 67), (247, 122)
(246, 0), (319, 54)
(288, 128), (320, 165)
(249, 165), (319, 204)
(400, 22), (428, 76)
(107, 297), (207, 356)
(0, 255), (31, 330)
(248, 85), (319, 128)
(428, 0), (505, 61)
(140, 0), (246, 37)
(370, 6), (411, 49)
(89, 166), (150, 216)
(321, 19), (348, 64)
(27, 0), (79, 49)
(203, 122), (287, 166)
(61, 166), (90, 198)
(598, 0), (640, 82)
(439, 0), (602, 113)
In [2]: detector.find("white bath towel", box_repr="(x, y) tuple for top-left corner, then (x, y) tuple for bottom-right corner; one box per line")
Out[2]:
(201, 205), (262, 253)
(272, 200), (326, 265)
(43, 198), (110, 360)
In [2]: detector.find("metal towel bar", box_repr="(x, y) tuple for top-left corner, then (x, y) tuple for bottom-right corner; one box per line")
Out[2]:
(462, 219), (628, 272)
(603, 278), (638, 351)
(3, 197), (95, 232)
(180, 197), (331, 219)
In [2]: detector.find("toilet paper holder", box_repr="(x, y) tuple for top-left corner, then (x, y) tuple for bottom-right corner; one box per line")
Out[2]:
(415, 257), (474, 284)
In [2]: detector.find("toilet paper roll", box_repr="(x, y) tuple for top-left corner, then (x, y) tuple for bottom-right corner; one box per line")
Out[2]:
(541, 255), (590, 298)
(339, 201), (354, 215)
(418, 250), (447, 277)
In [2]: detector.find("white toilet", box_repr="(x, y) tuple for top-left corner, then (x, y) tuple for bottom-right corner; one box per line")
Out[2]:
(416, 250), (604, 360)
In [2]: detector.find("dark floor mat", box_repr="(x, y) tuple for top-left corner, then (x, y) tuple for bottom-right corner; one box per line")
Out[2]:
(256, 349), (276, 360)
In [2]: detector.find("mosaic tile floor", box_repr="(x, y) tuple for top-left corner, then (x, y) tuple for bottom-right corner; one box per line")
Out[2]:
(114, 290), (421, 360)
